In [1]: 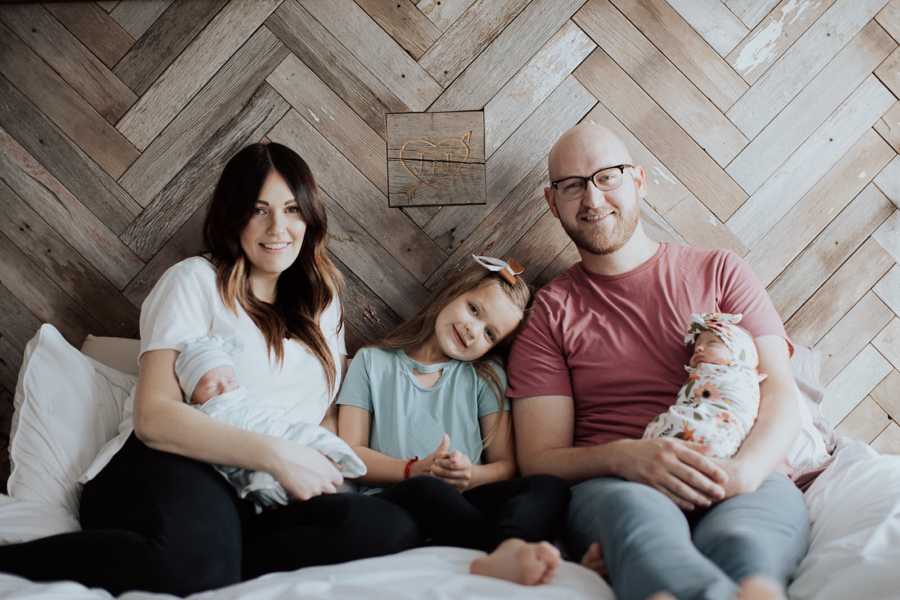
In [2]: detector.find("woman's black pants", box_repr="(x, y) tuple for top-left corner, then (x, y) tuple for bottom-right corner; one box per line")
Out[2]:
(0, 434), (420, 596)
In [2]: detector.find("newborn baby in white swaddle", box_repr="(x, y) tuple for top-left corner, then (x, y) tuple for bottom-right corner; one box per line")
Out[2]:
(643, 313), (766, 458)
(175, 336), (366, 511)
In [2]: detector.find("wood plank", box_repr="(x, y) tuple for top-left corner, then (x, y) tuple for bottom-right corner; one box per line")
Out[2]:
(664, 0), (748, 56)
(114, 0), (227, 96)
(727, 0), (835, 85)
(109, 0), (172, 39)
(0, 127), (143, 290)
(0, 180), (138, 338)
(424, 76), (595, 252)
(121, 83), (290, 261)
(0, 282), (42, 351)
(836, 396), (890, 443)
(44, 1), (134, 68)
(745, 130), (894, 287)
(873, 209), (900, 261)
(265, 0), (408, 138)
(387, 111), (485, 162)
(871, 369), (900, 419)
(484, 21), (594, 158)
(123, 205), (208, 308)
(119, 27), (288, 208)
(876, 0), (900, 40)
(322, 190), (429, 320)
(0, 4), (136, 123)
(575, 48), (747, 221)
(0, 231), (97, 345)
(768, 183), (895, 320)
(0, 20), (139, 179)
(297, 0), (441, 111)
(331, 254), (401, 354)
(356, 0), (442, 61)
(727, 0), (889, 138)
(402, 206), (441, 228)
(97, 1), (119, 12)
(817, 292), (894, 384)
(389, 160), (485, 206)
(508, 210), (576, 286)
(876, 46), (900, 98)
(727, 21), (895, 195)
(575, 0), (747, 166)
(661, 194), (748, 256)
(874, 318), (900, 370)
(726, 0), (782, 28)
(116, 0), (281, 150)
(640, 204), (687, 246)
(267, 54), (388, 194)
(728, 76), (895, 249)
(419, 0), (529, 87)
(0, 341), (22, 414)
(875, 264), (900, 316)
(611, 0), (748, 112)
(822, 345), (893, 427)
(875, 155), (900, 208)
(416, 0), (476, 30)
(268, 110), (446, 282)
(872, 421), (900, 454)
(425, 161), (548, 289)
(875, 101), (900, 153)
(0, 74), (140, 235)
(582, 102), (691, 215)
(787, 238), (896, 347)
(429, 0), (584, 112)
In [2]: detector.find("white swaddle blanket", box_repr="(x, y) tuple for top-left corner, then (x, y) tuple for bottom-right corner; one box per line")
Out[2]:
(175, 336), (366, 511)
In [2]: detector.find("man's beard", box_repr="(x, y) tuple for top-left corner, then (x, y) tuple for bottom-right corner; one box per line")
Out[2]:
(561, 208), (639, 256)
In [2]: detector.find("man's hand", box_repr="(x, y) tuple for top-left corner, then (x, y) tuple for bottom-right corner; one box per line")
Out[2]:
(708, 455), (763, 501)
(615, 438), (728, 511)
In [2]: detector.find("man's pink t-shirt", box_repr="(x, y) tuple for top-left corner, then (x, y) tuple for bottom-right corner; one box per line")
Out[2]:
(507, 243), (791, 448)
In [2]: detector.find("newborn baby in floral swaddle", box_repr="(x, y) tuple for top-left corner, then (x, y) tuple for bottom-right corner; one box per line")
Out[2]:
(643, 313), (766, 458)
(174, 336), (366, 511)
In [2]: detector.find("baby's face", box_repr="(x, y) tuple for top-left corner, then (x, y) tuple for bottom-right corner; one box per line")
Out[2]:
(689, 332), (732, 367)
(192, 366), (239, 404)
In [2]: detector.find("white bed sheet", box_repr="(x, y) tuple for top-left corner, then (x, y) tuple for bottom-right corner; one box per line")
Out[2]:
(2, 436), (898, 599)
(0, 545), (612, 600)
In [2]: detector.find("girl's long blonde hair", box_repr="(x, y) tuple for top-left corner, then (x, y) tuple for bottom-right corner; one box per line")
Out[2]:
(378, 259), (532, 446)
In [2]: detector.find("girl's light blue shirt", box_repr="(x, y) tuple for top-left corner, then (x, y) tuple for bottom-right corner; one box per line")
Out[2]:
(336, 347), (506, 490)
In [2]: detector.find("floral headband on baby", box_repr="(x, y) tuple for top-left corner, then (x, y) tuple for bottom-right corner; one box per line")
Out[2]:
(472, 254), (525, 285)
(684, 312), (759, 370)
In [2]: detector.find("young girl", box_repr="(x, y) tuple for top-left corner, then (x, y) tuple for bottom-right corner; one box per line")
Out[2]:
(337, 256), (570, 586)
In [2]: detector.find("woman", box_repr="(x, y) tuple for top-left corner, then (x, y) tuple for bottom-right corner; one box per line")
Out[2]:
(0, 143), (419, 595)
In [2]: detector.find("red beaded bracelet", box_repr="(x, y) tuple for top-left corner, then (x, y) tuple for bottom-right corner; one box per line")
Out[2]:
(403, 457), (419, 480)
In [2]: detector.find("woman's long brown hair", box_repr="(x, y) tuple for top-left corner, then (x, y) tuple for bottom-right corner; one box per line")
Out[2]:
(203, 142), (343, 395)
(378, 260), (531, 446)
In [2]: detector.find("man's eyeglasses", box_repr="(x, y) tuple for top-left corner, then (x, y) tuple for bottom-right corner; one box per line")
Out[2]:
(550, 164), (634, 200)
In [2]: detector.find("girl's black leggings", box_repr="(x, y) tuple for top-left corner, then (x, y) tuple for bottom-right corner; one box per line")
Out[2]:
(0, 434), (420, 596)
(376, 474), (571, 551)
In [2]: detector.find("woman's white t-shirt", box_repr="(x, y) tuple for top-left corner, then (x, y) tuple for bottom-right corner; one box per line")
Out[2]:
(80, 257), (346, 482)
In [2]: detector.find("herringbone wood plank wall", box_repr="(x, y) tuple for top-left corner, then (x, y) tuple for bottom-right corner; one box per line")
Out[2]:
(1, 0), (899, 486)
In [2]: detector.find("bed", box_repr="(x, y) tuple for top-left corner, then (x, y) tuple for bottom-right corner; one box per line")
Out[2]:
(2, 325), (898, 599)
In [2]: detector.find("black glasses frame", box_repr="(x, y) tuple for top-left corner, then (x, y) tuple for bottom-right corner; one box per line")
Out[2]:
(550, 164), (635, 190)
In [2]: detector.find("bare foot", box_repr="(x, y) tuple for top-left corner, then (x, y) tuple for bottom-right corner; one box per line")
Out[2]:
(469, 538), (561, 586)
(737, 576), (786, 600)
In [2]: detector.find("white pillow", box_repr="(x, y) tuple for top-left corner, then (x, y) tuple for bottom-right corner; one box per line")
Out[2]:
(8, 325), (136, 515)
(789, 437), (900, 600)
(785, 345), (834, 476)
(0, 494), (79, 544)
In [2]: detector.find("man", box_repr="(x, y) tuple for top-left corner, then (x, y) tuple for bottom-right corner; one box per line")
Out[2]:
(507, 123), (808, 600)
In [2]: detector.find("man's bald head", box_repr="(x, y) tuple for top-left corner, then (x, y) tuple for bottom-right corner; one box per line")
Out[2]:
(548, 123), (633, 181)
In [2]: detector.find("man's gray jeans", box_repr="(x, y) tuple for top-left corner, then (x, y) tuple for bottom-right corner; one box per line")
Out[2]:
(567, 473), (809, 600)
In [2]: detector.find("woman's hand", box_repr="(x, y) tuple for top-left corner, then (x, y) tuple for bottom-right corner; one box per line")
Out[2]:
(432, 450), (473, 491)
(268, 438), (344, 501)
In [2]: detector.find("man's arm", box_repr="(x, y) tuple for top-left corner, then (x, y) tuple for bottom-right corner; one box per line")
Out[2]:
(513, 394), (727, 510)
(722, 335), (800, 496)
